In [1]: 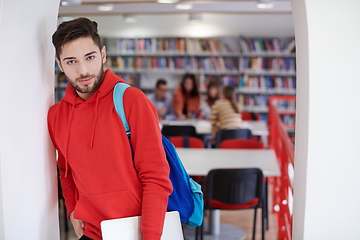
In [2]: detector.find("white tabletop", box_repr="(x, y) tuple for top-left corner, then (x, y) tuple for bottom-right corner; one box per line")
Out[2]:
(176, 148), (280, 177)
(160, 120), (268, 136)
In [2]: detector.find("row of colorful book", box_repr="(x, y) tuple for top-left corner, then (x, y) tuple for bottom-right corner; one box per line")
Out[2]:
(271, 99), (296, 111)
(240, 38), (282, 53)
(187, 38), (234, 54)
(116, 38), (187, 53)
(238, 94), (269, 112)
(239, 57), (296, 73)
(239, 38), (295, 54)
(239, 75), (296, 93)
(198, 75), (239, 92)
(105, 56), (238, 72)
(114, 37), (235, 54)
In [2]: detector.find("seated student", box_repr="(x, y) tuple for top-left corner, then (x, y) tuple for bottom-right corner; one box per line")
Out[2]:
(200, 81), (220, 119)
(172, 73), (201, 120)
(147, 79), (174, 120)
(210, 85), (242, 144)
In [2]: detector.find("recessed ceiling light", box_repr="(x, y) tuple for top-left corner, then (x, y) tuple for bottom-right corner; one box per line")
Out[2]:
(157, 0), (180, 3)
(97, 4), (114, 11)
(256, 0), (274, 9)
(175, 3), (193, 10)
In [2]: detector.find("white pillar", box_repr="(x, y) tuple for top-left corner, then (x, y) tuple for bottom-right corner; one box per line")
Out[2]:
(0, 0), (60, 239)
(291, 0), (360, 239)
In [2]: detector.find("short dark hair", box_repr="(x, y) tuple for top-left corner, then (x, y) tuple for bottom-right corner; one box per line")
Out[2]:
(156, 79), (167, 88)
(52, 17), (102, 58)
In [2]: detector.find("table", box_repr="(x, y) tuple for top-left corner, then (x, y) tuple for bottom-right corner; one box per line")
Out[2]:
(160, 119), (268, 136)
(176, 148), (280, 177)
(160, 119), (269, 146)
(176, 148), (280, 238)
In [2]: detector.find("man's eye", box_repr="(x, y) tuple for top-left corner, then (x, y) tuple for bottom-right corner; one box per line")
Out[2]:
(67, 60), (75, 65)
(87, 56), (95, 60)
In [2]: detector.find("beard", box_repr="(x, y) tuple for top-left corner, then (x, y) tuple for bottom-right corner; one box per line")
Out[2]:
(66, 63), (104, 95)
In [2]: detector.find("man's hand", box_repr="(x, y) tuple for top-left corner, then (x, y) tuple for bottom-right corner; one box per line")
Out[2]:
(70, 211), (85, 238)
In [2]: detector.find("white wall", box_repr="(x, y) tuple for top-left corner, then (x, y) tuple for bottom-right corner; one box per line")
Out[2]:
(0, 0), (60, 239)
(292, 0), (360, 239)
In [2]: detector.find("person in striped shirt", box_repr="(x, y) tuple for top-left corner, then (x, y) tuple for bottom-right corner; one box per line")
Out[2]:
(210, 85), (242, 145)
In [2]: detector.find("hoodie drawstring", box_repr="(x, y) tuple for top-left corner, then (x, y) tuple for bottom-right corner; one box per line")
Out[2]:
(90, 91), (100, 148)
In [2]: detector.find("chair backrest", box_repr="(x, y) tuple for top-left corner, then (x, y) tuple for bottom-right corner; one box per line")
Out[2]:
(168, 136), (205, 148)
(205, 168), (263, 210)
(219, 139), (264, 149)
(215, 128), (252, 148)
(241, 111), (261, 121)
(162, 125), (197, 138)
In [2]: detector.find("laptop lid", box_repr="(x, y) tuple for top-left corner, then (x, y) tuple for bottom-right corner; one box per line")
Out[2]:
(101, 211), (184, 240)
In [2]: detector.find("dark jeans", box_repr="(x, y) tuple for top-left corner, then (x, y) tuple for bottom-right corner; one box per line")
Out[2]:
(79, 235), (93, 240)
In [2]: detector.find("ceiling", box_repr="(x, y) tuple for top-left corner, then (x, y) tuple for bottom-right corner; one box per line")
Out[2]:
(58, 0), (292, 16)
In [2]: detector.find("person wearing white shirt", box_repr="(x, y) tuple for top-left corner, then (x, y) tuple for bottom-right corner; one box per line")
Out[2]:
(147, 79), (174, 120)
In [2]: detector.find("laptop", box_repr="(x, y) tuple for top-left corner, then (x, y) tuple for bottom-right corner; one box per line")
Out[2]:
(101, 211), (184, 240)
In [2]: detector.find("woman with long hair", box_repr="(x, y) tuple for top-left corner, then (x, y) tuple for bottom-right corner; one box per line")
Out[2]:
(200, 81), (220, 119)
(172, 73), (201, 120)
(210, 85), (242, 143)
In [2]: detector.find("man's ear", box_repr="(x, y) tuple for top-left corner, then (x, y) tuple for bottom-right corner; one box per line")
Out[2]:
(55, 57), (64, 72)
(101, 46), (107, 64)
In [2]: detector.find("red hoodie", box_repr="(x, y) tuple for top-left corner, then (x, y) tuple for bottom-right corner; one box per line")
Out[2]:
(48, 70), (172, 240)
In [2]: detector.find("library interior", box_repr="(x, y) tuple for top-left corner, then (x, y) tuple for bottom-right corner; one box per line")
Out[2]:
(1, 1), (360, 240)
(55, 1), (295, 240)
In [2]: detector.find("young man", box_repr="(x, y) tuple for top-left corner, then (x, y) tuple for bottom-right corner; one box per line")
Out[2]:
(147, 79), (174, 120)
(48, 18), (172, 240)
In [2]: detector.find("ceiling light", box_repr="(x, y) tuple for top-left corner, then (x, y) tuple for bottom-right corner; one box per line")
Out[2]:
(157, 0), (180, 3)
(189, 14), (202, 22)
(60, 0), (82, 6)
(256, 0), (274, 9)
(175, 3), (193, 10)
(124, 15), (137, 23)
(97, 4), (114, 12)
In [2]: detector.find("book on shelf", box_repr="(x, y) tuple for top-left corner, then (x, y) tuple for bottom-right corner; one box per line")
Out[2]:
(283, 39), (296, 53)
(240, 38), (282, 53)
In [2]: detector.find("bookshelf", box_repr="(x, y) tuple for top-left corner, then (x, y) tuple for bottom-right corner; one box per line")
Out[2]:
(238, 37), (296, 120)
(54, 36), (296, 123)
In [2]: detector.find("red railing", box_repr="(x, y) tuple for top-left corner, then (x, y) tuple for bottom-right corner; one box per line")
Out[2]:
(268, 95), (295, 240)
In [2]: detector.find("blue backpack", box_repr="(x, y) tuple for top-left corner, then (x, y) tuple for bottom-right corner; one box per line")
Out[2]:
(113, 82), (204, 227)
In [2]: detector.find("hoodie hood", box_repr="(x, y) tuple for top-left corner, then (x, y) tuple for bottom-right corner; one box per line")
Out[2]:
(62, 69), (126, 176)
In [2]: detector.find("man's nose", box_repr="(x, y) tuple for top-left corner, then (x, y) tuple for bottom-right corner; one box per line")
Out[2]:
(78, 61), (89, 76)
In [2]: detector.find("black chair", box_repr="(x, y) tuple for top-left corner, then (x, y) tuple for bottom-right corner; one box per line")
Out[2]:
(161, 125), (198, 138)
(215, 128), (252, 148)
(196, 168), (264, 240)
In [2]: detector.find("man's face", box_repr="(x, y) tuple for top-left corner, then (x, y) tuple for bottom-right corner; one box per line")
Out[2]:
(56, 37), (106, 100)
(155, 84), (168, 100)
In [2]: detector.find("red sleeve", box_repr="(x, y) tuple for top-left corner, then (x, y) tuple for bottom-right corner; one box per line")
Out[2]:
(124, 89), (173, 240)
(48, 107), (77, 218)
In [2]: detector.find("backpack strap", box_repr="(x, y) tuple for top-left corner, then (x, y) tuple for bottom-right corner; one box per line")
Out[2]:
(113, 82), (131, 136)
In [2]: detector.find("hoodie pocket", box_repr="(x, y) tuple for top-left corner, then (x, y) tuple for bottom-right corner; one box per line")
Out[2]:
(74, 189), (142, 230)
